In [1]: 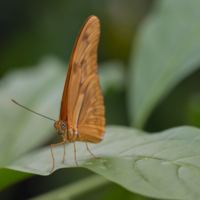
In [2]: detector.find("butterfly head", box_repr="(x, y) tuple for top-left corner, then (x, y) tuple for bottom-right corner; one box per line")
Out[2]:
(54, 120), (67, 136)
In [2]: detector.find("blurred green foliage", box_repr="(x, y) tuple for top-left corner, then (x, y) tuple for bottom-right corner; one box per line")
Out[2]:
(0, 0), (151, 76)
(128, 0), (200, 129)
(1, 0), (200, 199)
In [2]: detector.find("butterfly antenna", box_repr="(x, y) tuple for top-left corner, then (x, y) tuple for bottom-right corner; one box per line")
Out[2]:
(11, 99), (56, 122)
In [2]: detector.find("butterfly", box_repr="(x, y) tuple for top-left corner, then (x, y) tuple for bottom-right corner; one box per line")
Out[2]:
(51, 15), (105, 172)
(12, 15), (105, 173)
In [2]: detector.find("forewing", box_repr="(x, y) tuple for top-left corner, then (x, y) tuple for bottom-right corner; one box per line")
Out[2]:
(60, 15), (99, 121)
(67, 16), (101, 128)
(60, 15), (105, 142)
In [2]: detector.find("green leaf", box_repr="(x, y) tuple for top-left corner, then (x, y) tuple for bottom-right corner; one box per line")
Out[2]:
(98, 61), (125, 94)
(30, 175), (110, 200)
(6, 125), (200, 200)
(0, 56), (125, 188)
(0, 169), (32, 191)
(128, 0), (200, 128)
(0, 56), (66, 168)
(31, 175), (150, 200)
(101, 184), (151, 200)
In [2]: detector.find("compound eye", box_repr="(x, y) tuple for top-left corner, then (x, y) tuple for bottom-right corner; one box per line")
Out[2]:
(60, 122), (67, 130)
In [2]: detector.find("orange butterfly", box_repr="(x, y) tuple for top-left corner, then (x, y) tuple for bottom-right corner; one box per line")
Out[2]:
(12, 15), (105, 173)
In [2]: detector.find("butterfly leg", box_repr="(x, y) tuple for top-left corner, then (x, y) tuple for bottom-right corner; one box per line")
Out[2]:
(73, 139), (79, 166)
(75, 135), (100, 159)
(62, 142), (66, 163)
(50, 140), (65, 173)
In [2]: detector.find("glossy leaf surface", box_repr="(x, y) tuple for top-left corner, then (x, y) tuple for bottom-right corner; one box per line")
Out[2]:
(6, 125), (200, 200)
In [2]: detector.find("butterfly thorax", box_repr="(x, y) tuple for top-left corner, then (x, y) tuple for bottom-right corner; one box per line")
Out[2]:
(54, 120), (78, 142)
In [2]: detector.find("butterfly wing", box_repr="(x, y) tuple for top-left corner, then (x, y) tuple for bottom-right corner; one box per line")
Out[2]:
(60, 15), (105, 142)
(77, 75), (105, 143)
(60, 15), (97, 121)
